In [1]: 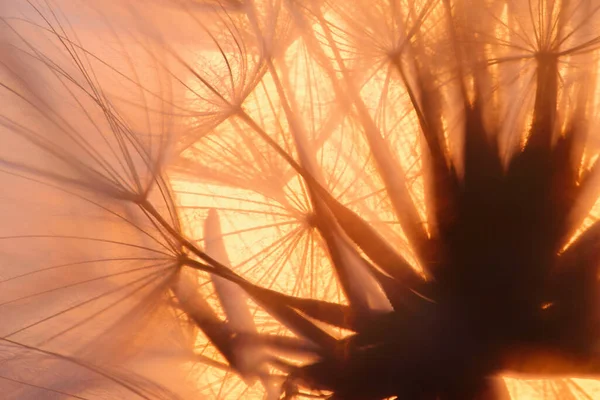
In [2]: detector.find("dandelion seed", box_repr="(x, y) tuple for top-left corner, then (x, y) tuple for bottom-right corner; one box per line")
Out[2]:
(5, 0), (600, 399)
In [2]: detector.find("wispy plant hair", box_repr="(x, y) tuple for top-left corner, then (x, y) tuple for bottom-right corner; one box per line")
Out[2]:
(4, 0), (600, 399)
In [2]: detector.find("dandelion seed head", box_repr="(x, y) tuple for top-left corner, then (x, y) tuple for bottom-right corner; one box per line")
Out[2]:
(6, 0), (600, 398)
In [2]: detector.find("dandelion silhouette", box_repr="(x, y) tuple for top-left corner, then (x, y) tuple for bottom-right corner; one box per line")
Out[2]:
(3, 0), (600, 399)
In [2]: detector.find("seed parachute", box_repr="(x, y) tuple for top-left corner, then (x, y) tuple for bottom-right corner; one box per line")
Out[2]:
(2, 0), (600, 399)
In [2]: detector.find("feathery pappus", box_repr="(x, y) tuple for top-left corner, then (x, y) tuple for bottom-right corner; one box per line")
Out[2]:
(2, 0), (600, 399)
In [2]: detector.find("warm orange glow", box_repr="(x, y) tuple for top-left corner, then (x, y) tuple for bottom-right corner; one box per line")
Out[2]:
(3, 1), (600, 398)
(171, 12), (600, 393)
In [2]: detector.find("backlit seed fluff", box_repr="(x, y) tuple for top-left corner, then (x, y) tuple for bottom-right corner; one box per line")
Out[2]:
(2, 0), (600, 399)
